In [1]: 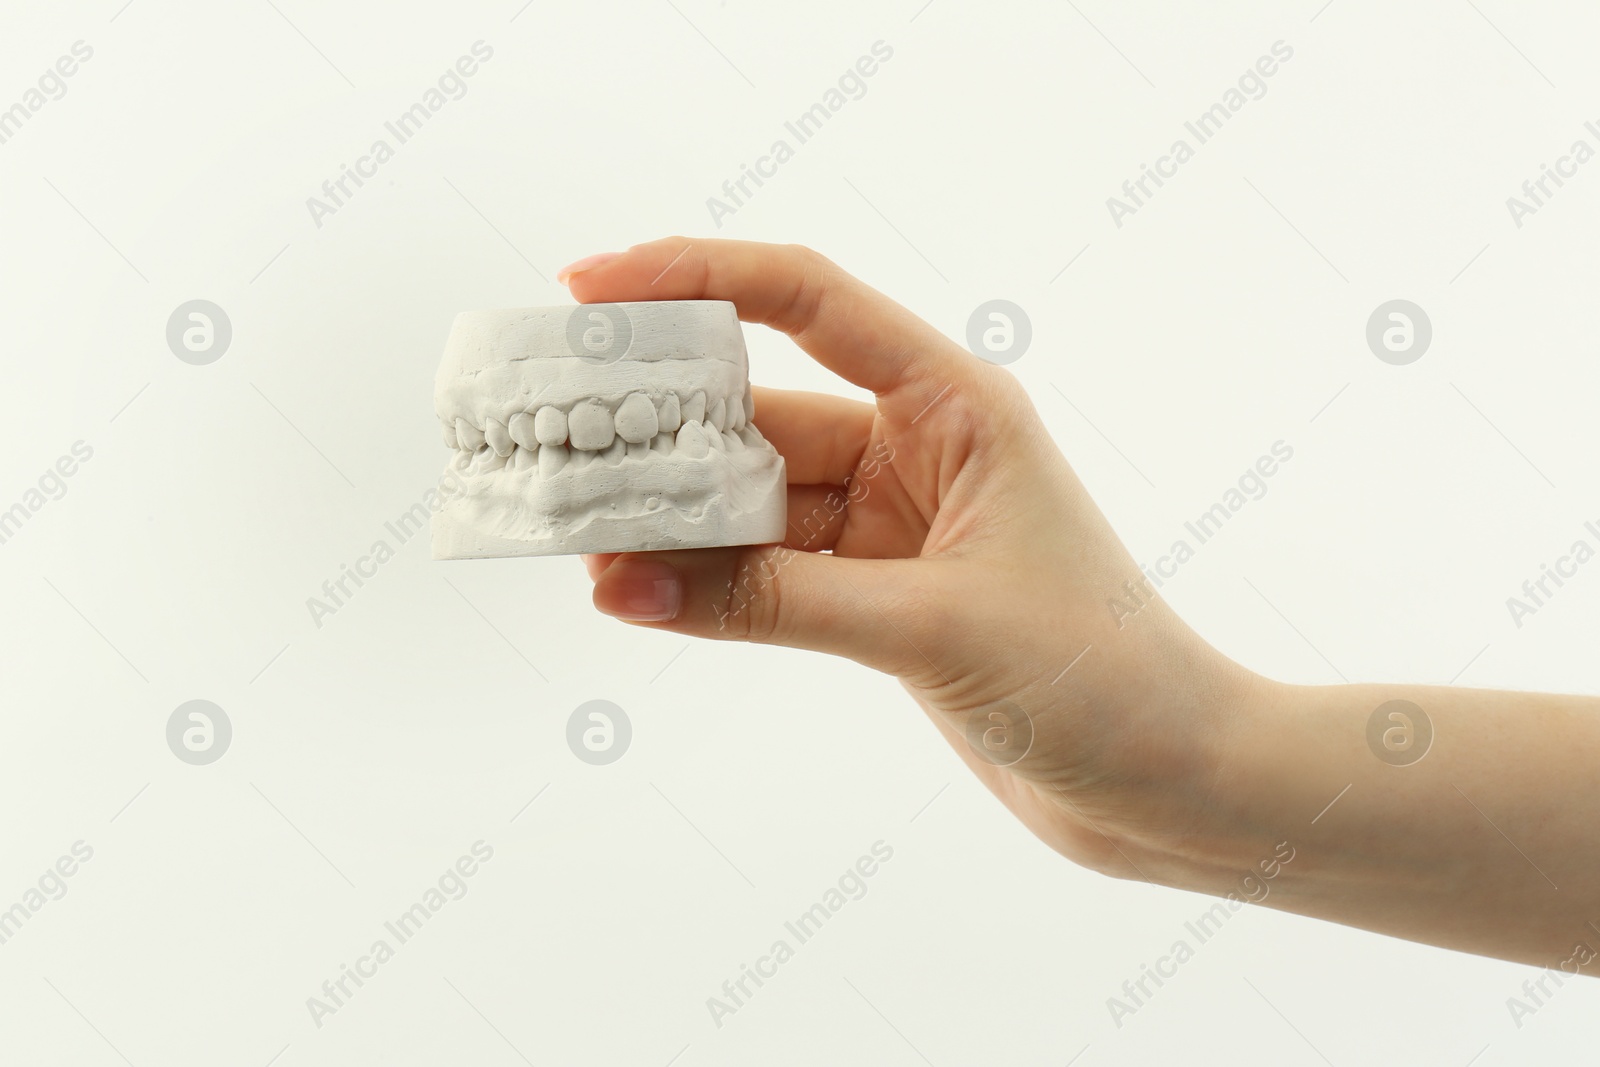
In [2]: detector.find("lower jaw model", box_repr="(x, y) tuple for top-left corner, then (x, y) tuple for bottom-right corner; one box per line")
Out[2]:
(432, 300), (787, 559)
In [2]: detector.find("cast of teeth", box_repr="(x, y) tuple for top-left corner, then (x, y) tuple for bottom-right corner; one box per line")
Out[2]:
(442, 391), (759, 474)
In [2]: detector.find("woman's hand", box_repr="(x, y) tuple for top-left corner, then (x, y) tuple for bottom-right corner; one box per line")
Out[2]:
(559, 237), (1253, 878)
(560, 238), (1600, 974)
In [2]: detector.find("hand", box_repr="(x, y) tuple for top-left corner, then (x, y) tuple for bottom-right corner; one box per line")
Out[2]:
(560, 238), (1600, 972)
(559, 237), (1251, 876)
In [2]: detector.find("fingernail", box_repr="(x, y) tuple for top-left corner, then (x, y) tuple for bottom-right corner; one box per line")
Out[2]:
(557, 251), (622, 285)
(593, 559), (681, 622)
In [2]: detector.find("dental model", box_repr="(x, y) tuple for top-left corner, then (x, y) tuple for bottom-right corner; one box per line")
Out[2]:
(432, 300), (787, 558)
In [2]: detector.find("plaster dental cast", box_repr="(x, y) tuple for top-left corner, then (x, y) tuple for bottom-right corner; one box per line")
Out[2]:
(433, 300), (784, 558)
(470, 237), (1600, 975)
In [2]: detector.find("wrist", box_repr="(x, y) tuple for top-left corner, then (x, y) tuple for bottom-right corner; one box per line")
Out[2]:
(1088, 645), (1288, 895)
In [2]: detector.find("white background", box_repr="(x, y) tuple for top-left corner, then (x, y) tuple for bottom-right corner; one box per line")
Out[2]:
(2, 0), (1598, 1063)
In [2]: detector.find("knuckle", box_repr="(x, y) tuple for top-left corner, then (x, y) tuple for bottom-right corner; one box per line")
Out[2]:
(716, 545), (791, 643)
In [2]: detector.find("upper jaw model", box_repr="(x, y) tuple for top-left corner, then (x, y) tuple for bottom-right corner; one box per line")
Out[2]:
(432, 300), (787, 559)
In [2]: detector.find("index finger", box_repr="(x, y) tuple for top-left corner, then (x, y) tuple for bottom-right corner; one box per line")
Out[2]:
(561, 237), (974, 400)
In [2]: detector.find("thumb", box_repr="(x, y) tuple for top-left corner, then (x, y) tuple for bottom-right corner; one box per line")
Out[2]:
(590, 547), (951, 681)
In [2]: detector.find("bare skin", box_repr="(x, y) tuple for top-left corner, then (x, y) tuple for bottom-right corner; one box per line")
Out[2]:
(556, 237), (1600, 974)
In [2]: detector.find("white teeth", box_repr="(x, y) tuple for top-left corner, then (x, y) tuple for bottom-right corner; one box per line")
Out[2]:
(478, 447), (509, 471)
(705, 425), (726, 451)
(708, 398), (726, 433)
(567, 400), (615, 452)
(657, 394), (681, 433)
(614, 392), (659, 444)
(600, 437), (627, 466)
(627, 439), (652, 462)
(742, 390), (755, 425)
(675, 421), (710, 459)
(534, 406), (568, 447)
(568, 448), (595, 470)
(485, 419), (514, 457)
(739, 425), (765, 448)
(512, 446), (537, 471)
(457, 418), (485, 451)
(508, 412), (540, 451)
(683, 391), (707, 425)
(651, 431), (674, 454)
(722, 430), (744, 452)
(539, 443), (568, 477)
(729, 395), (746, 432)
(443, 421), (459, 449)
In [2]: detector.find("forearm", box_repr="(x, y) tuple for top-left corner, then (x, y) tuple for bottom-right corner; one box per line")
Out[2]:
(1146, 678), (1600, 970)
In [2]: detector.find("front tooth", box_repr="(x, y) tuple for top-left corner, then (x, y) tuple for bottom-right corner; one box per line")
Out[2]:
(683, 391), (707, 425)
(742, 390), (755, 425)
(722, 430), (744, 452)
(614, 392), (659, 444)
(456, 418), (485, 451)
(538, 443), (568, 477)
(729, 396), (746, 432)
(512, 446), (536, 471)
(534, 406), (568, 446)
(442, 421), (459, 449)
(651, 431), (674, 455)
(708, 398), (726, 432)
(739, 425), (765, 448)
(600, 438), (627, 465)
(567, 400), (615, 452)
(657, 394), (681, 433)
(508, 412), (540, 450)
(705, 425), (726, 451)
(675, 421), (710, 459)
(485, 419), (514, 457)
(627, 439), (652, 461)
